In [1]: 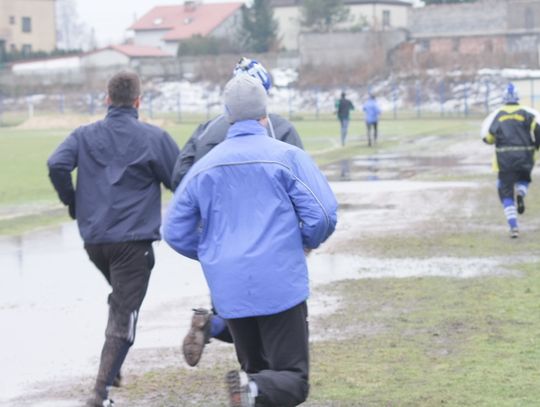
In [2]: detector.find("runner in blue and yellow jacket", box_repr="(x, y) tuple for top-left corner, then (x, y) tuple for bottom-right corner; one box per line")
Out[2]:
(481, 83), (540, 238)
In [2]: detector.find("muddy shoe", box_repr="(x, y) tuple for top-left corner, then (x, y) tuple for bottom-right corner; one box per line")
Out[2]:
(182, 308), (212, 366)
(86, 393), (115, 407)
(510, 227), (519, 239)
(517, 194), (525, 214)
(225, 370), (255, 407)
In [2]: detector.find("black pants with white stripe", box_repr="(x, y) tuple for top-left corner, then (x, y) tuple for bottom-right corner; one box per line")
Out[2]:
(85, 241), (154, 398)
(226, 301), (310, 407)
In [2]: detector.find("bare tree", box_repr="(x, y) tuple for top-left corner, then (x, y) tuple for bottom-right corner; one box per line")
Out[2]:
(56, 0), (92, 50)
(300, 0), (350, 32)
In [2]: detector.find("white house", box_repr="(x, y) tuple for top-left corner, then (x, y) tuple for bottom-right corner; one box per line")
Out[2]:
(270, 0), (412, 51)
(129, 1), (244, 55)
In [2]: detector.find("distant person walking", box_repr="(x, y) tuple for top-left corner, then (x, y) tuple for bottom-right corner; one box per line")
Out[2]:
(335, 91), (354, 146)
(363, 93), (381, 147)
(47, 71), (180, 406)
(481, 83), (540, 238)
(164, 73), (338, 407)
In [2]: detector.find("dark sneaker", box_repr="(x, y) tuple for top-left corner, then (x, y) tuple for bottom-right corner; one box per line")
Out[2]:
(517, 194), (525, 214)
(226, 370), (255, 407)
(86, 393), (115, 407)
(182, 308), (212, 367)
(510, 227), (519, 239)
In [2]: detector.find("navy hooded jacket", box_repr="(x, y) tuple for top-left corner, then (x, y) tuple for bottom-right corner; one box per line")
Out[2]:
(47, 106), (180, 244)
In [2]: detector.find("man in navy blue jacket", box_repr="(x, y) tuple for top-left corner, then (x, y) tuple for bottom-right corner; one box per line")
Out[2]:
(164, 74), (338, 407)
(47, 71), (180, 407)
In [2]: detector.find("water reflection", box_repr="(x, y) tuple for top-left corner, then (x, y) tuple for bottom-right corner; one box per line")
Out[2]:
(325, 154), (468, 182)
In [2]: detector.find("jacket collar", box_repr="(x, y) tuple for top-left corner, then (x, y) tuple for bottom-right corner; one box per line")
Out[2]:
(226, 120), (268, 139)
(106, 105), (139, 120)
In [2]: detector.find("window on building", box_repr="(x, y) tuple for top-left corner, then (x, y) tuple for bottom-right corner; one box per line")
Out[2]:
(9, 16), (15, 25)
(21, 44), (32, 55)
(22, 17), (32, 33)
(485, 40), (493, 53)
(382, 10), (391, 28)
(420, 39), (430, 52)
(10, 44), (17, 52)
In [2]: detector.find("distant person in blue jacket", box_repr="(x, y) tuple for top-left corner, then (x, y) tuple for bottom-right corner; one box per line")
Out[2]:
(47, 71), (180, 407)
(335, 91), (354, 146)
(164, 74), (338, 407)
(363, 93), (381, 147)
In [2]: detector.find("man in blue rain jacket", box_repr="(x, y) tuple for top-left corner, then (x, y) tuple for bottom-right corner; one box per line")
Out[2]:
(164, 73), (338, 407)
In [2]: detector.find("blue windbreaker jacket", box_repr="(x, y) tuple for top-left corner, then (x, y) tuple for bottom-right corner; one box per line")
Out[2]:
(164, 120), (338, 318)
(47, 106), (180, 244)
(362, 97), (381, 124)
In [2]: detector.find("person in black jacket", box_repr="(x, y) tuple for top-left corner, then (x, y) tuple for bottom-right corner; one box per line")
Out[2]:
(173, 58), (305, 370)
(47, 71), (180, 407)
(335, 91), (354, 146)
(171, 58), (303, 191)
(481, 83), (540, 238)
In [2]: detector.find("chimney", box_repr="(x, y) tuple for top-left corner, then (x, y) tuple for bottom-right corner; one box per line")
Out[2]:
(184, 1), (199, 12)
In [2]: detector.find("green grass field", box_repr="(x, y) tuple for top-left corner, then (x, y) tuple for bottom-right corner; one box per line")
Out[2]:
(0, 115), (478, 206)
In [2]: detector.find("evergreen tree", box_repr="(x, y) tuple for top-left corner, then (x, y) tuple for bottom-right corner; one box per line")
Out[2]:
(301, 0), (350, 32)
(241, 0), (278, 53)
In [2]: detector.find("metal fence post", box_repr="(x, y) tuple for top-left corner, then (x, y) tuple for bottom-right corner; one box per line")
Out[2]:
(463, 82), (469, 117)
(530, 78), (535, 109)
(315, 87), (320, 120)
(288, 85), (293, 120)
(392, 81), (397, 119)
(59, 93), (65, 114)
(416, 81), (421, 118)
(439, 80), (445, 117)
(177, 91), (182, 122)
(27, 95), (34, 119)
(485, 79), (490, 114)
(89, 93), (95, 116)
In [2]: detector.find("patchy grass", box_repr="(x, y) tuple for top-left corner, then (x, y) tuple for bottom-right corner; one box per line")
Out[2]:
(100, 261), (540, 407)
(0, 117), (480, 235)
(308, 262), (540, 406)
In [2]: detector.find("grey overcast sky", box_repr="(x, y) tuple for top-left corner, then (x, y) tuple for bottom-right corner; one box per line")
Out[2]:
(75, 0), (249, 47)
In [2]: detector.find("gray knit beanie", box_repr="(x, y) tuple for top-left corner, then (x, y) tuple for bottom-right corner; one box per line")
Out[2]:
(223, 73), (267, 124)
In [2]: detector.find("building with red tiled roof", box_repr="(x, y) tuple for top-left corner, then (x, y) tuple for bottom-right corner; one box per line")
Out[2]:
(130, 1), (244, 55)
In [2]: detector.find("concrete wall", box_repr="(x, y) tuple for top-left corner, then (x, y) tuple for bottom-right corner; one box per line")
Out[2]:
(409, 0), (507, 37)
(0, 0), (56, 52)
(508, 0), (540, 32)
(299, 29), (407, 67)
(82, 50), (130, 68)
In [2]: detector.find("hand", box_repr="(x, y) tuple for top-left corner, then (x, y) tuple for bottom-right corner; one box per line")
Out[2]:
(68, 202), (76, 220)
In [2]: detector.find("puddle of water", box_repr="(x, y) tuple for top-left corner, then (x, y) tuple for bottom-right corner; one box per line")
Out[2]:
(0, 222), (518, 404)
(325, 154), (489, 182)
